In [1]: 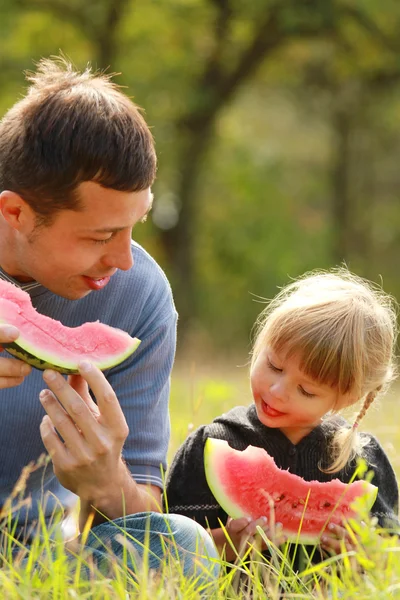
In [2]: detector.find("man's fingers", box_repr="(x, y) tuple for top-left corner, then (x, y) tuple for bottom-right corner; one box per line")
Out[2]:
(39, 388), (101, 462)
(41, 365), (128, 461)
(40, 414), (68, 462)
(67, 374), (90, 400)
(41, 369), (122, 452)
(40, 414), (82, 476)
(0, 324), (20, 342)
(0, 321), (31, 380)
(77, 361), (128, 434)
(0, 356), (32, 388)
(0, 375), (26, 389)
(41, 372), (102, 448)
(67, 374), (100, 416)
(0, 359), (32, 377)
(0, 324), (19, 352)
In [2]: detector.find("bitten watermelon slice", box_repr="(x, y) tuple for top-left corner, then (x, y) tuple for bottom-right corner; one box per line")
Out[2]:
(204, 438), (377, 544)
(0, 279), (140, 374)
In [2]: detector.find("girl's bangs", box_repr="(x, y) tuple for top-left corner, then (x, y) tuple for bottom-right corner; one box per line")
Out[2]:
(266, 313), (357, 395)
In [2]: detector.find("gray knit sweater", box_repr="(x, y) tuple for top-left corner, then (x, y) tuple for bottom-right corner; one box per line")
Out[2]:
(165, 405), (399, 538)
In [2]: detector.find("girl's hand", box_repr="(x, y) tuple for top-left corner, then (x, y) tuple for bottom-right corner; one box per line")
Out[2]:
(320, 522), (359, 555)
(227, 516), (286, 551)
(227, 515), (286, 542)
(212, 517), (287, 561)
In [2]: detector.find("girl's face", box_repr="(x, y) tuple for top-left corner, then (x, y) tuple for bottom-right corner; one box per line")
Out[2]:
(250, 346), (357, 445)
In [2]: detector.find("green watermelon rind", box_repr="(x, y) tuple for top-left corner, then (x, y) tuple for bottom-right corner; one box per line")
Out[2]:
(2, 336), (141, 374)
(204, 438), (378, 545)
(204, 439), (247, 520)
(0, 280), (142, 373)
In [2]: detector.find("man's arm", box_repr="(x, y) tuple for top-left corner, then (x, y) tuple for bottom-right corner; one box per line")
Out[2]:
(79, 481), (162, 531)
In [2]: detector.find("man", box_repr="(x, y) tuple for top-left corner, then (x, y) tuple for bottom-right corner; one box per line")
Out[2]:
(0, 57), (218, 580)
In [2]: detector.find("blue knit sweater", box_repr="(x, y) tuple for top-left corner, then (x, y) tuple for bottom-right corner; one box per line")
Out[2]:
(0, 241), (177, 533)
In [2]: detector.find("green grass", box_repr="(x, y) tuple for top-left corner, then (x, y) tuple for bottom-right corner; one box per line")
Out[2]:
(2, 360), (400, 599)
(2, 508), (400, 599)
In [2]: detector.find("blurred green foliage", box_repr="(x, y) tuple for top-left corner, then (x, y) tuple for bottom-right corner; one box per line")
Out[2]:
(2, 0), (400, 358)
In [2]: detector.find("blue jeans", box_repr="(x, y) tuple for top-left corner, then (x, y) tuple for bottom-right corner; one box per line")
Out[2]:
(75, 512), (220, 584)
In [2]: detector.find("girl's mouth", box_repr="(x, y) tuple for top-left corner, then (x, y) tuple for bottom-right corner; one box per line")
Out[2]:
(261, 401), (286, 418)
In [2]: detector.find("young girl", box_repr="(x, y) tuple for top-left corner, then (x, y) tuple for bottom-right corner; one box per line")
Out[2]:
(165, 269), (400, 563)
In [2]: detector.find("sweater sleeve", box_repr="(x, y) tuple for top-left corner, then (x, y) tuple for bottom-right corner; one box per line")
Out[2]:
(164, 426), (228, 530)
(361, 435), (400, 531)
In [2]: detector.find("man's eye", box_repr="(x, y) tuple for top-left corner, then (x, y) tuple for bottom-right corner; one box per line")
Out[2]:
(267, 359), (282, 373)
(92, 232), (118, 245)
(93, 237), (113, 245)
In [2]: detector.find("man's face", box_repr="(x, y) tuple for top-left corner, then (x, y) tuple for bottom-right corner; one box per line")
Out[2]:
(10, 182), (153, 299)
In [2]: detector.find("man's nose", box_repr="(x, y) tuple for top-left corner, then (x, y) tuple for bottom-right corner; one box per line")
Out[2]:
(102, 233), (134, 271)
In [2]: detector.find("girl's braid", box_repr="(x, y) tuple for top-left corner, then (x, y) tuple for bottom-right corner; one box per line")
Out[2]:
(353, 387), (381, 429)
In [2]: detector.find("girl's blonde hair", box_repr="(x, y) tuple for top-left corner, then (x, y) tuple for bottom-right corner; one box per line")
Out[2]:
(251, 268), (398, 473)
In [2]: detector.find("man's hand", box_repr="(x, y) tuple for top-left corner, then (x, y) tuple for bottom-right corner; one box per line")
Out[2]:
(39, 361), (160, 529)
(0, 325), (32, 388)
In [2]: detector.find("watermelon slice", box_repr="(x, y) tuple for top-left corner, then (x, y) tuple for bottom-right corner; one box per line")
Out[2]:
(0, 279), (140, 374)
(204, 438), (377, 544)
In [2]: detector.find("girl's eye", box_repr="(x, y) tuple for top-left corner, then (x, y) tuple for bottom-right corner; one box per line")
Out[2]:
(299, 386), (315, 398)
(267, 359), (282, 373)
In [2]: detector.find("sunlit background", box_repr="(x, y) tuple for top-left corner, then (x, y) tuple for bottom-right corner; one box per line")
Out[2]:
(2, 0), (400, 471)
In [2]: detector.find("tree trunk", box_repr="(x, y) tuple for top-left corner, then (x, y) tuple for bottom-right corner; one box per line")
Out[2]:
(331, 107), (352, 263)
(94, 0), (130, 69)
(159, 122), (214, 336)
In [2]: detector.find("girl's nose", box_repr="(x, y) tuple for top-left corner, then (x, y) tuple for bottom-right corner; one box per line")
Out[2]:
(270, 380), (289, 402)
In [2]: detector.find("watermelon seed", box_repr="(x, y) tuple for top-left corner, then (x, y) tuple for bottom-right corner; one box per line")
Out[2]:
(273, 494), (286, 502)
(298, 499), (305, 505)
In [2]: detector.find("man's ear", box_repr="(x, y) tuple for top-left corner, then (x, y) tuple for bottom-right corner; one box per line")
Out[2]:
(0, 191), (35, 232)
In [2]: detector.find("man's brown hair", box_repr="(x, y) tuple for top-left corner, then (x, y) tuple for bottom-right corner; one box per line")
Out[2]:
(0, 57), (157, 223)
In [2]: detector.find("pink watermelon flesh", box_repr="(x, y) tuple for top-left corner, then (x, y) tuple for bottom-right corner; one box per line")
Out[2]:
(204, 438), (377, 544)
(0, 279), (140, 373)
